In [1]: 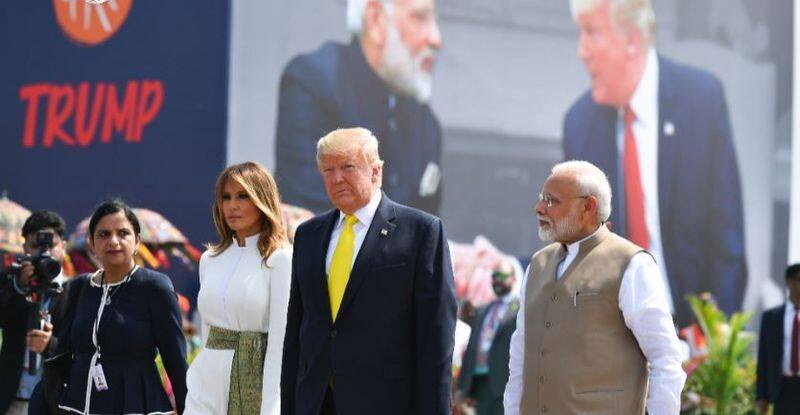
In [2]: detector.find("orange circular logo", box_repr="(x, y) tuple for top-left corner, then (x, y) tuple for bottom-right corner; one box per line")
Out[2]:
(53, 0), (133, 46)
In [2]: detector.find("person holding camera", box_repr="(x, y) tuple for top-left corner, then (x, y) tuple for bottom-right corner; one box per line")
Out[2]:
(0, 211), (70, 415)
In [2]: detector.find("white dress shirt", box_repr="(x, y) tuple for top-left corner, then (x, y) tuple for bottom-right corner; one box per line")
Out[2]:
(504, 227), (686, 415)
(782, 301), (800, 375)
(325, 190), (382, 274)
(617, 47), (675, 313)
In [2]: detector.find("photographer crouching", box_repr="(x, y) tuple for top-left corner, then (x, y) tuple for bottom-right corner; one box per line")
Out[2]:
(0, 211), (70, 415)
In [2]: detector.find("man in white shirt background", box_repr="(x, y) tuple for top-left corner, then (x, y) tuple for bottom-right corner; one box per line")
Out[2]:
(756, 263), (800, 414)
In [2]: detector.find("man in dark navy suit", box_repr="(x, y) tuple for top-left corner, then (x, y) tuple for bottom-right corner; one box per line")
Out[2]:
(562, 0), (747, 326)
(455, 262), (519, 415)
(281, 127), (456, 415)
(274, 0), (444, 215)
(757, 264), (800, 414)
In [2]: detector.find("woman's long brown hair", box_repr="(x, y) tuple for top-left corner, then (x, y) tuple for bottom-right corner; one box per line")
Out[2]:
(207, 162), (287, 265)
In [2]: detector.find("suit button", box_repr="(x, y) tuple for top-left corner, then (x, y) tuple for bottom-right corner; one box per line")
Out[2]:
(545, 321), (552, 328)
(539, 376), (546, 383)
(541, 405), (548, 413)
(540, 349), (548, 357)
(331, 330), (337, 338)
(551, 295), (558, 302)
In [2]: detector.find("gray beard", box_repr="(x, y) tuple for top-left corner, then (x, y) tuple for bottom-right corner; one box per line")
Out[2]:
(378, 21), (433, 103)
(538, 213), (580, 243)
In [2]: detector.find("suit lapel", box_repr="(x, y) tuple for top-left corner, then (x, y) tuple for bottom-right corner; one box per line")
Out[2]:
(336, 193), (397, 323)
(312, 210), (339, 324)
(560, 226), (609, 282)
(588, 105), (622, 230)
(776, 305), (787, 370)
(657, 55), (679, 230)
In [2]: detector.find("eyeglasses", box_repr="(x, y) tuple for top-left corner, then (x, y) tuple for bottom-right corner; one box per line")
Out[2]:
(537, 193), (590, 208)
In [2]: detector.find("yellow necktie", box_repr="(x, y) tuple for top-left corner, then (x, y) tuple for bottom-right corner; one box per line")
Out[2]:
(329, 214), (358, 321)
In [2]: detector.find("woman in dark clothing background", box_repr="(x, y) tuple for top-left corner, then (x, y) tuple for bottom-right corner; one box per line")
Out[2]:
(57, 200), (187, 414)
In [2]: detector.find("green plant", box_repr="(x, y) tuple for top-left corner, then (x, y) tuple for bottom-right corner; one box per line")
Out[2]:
(681, 294), (757, 414)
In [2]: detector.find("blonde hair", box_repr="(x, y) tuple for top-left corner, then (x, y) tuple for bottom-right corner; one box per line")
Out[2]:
(570, 0), (655, 45)
(208, 162), (287, 265)
(316, 127), (384, 170)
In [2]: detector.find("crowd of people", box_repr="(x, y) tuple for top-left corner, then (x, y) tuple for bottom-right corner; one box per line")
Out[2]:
(0, 134), (796, 415)
(1, 0), (795, 414)
(0, 127), (759, 415)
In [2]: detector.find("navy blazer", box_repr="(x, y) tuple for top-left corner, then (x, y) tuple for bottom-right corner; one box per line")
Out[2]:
(756, 304), (786, 403)
(275, 38), (443, 215)
(563, 55), (747, 326)
(281, 194), (457, 415)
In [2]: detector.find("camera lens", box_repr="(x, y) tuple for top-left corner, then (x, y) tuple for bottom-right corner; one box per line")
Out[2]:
(35, 257), (62, 281)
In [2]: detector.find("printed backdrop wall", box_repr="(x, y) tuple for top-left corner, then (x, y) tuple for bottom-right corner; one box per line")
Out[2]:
(227, 0), (794, 323)
(0, 1), (794, 322)
(0, 0), (230, 303)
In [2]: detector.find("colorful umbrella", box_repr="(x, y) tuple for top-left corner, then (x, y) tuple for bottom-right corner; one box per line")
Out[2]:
(69, 208), (188, 248)
(0, 194), (31, 254)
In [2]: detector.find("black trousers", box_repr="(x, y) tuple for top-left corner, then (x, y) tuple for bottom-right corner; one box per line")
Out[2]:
(320, 384), (336, 415)
(775, 376), (800, 415)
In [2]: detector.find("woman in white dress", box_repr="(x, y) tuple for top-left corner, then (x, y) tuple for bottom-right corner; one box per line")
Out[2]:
(185, 162), (292, 415)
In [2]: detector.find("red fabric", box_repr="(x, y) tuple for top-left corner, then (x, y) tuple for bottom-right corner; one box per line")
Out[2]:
(623, 106), (649, 249)
(792, 307), (799, 374)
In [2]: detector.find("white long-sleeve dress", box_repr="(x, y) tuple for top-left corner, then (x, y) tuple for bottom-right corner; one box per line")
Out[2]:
(184, 234), (292, 415)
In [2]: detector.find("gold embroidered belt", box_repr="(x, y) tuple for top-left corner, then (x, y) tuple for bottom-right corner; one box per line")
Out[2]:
(206, 325), (268, 415)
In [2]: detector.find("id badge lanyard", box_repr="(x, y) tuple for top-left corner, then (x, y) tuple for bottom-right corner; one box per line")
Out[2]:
(82, 265), (138, 414)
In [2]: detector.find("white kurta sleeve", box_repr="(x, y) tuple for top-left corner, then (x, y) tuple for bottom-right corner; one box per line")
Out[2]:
(260, 247), (292, 415)
(619, 252), (686, 415)
(503, 265), (529, 415)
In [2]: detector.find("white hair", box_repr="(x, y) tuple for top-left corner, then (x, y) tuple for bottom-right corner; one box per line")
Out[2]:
(347, 0), (389, 34)
(551, 160), (612, 223)
(569, 0), (655, 44)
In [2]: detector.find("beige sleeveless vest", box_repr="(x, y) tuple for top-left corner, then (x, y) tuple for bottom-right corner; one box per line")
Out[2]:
(519, 226), (648, 414)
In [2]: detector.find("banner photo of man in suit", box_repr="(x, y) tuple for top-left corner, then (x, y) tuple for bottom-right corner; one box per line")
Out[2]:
(239, 0), (792, 327)
(274, 0), (444, 215)
(562, 0), (746, 326)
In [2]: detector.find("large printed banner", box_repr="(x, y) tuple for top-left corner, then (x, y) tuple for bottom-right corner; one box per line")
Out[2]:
(232, 0), (792, 324)
(0, 1), (230, 301)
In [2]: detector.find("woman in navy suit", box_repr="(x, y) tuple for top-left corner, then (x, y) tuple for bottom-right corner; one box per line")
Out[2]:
(58, 200), (187, 414)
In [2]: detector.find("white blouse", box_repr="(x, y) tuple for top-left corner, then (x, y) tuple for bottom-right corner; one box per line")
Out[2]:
(185, 234), (292, 415)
